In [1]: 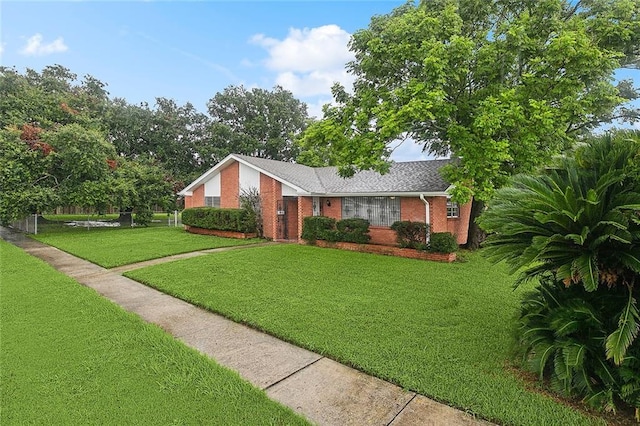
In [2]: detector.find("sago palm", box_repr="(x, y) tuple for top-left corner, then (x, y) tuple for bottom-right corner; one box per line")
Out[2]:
(479, 132), (640, 416)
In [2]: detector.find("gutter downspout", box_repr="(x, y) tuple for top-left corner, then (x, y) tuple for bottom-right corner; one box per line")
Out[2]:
(419, 194), (430, 243)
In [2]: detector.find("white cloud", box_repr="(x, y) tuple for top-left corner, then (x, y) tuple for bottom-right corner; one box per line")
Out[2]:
(20, 33), (68, 56)
(251, 25), (355, 98)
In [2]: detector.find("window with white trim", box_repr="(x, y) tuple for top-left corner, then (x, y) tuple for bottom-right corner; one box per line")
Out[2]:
(446, 200), (459, 218)
(205, 196), (221, 208)
(341, 196), (400, 227)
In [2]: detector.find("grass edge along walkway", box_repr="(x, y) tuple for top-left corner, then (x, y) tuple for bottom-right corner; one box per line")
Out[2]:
(31, 226), (261, 268)
(0, 239), (308, 425)
(125, 244), (606, 426)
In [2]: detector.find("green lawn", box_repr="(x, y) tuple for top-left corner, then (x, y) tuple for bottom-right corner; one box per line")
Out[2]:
(125, 244), (605, 426)
(0, 240), (307, 425)
(31, 226), (261, 268)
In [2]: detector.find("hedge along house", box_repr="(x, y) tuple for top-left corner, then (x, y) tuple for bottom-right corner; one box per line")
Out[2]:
(178, 154), (472, 245)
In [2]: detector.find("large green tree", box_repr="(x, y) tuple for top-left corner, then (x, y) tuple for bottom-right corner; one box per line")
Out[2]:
(207, 85), (309, 162)
(0, 67), (175, 224)
(300, 0), (639, 248)
(105, 97), (212, 186)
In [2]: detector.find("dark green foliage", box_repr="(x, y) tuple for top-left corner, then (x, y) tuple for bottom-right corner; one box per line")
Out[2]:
(301, 216), (370, 244)
(301, 216), (336, 242)
(239, 187), (263, 238)
(428, 232), (458, 254)
(335, 218), (371, 244)
(182, 207), (257, 234)
(391, 221), (429, 249)
(134, 208), (154, 226)
(516, 276), (640, 413)
(479, 132), (640, 417)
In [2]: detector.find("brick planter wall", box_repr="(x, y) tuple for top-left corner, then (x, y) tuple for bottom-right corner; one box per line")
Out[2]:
(185, 225), (257, 239)
(312, 240), (456, 263)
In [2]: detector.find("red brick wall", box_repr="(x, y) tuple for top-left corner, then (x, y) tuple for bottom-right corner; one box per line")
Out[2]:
(368, 227), (397, 245)
(429, 197), (448, 234)
(260, 173), (282, 240)
(285, 198), (298, 240)
(297, 196), (313, 242)
(400, 197), (426, 222)
(446, 201), (472, 245)
(185, 185), (205, 208)
(320, 197), (341, 218)
(220, 162), (239, 208)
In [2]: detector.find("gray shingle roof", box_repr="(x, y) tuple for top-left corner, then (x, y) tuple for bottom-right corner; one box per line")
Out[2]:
(234, 154), (454, 195)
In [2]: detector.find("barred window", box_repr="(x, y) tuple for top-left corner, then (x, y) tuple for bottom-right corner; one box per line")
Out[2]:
(205, 196), (221, 208)
(341, 197), (400, 227)
(447, 200), (459, 218)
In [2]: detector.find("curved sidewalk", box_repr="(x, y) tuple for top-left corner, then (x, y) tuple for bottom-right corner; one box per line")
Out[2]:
(1, 227), (492, 426)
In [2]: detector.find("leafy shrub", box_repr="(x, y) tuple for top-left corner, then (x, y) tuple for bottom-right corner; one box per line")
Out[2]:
(301, 216), (370, 244)
(391, 221), (428, 249)
(428, 232), (458, 253)
(515, 276), (640, 413)
(301, 216), (336, 242)
(239, 187), (263, 238)
(479, 132), (640, 417)
(133, 208), (154, 226)
(336, 218), (371, 244)
(182, 207), (257, 233)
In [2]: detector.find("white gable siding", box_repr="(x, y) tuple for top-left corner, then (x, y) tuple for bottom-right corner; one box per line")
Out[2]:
(239, 163), (261, 192)
(204, 173), (220, 196)
(282, 183), (297, 196)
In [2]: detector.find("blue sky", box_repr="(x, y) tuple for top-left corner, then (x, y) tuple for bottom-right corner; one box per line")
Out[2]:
(1, 1), (638, 162)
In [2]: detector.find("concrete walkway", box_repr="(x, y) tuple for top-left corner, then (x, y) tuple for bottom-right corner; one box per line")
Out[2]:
(1, 227), (492, 426)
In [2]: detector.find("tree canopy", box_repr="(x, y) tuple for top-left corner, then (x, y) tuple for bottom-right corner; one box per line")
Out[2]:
(0, 66), (174, 224)
(207, 85), (309, 162)
(299, 0), (639, 246)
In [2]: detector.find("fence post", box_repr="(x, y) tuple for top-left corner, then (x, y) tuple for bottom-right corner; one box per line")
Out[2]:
(174, 210), (178, 227)
(34, 213), (38, 235)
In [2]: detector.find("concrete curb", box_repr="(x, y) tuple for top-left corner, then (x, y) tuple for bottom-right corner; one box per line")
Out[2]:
(1, 227), (493, 426)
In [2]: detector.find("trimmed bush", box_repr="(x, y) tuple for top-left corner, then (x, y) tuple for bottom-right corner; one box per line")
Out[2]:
(336, 218), (371, 244)
(391, 221), (429, 249)
(182, 207), (257, 233)
(302, 216), (370, 244)
(301, 216), (336, 242)
(428, 232), (458, 253)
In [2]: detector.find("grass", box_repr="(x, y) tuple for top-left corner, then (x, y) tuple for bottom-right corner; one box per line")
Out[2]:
(31, 226), (261, 268)
(0, 240), (307, 425)
(125, 244), (606, 426)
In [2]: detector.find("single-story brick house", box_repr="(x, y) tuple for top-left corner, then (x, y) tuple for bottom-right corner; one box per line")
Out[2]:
(178, 154), (472, 245)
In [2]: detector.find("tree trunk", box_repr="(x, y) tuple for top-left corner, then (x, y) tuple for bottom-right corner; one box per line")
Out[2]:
(465, 199), (486, 250)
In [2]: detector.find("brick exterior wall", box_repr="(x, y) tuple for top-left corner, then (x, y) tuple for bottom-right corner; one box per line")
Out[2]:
(297, 197), (313, 242)
(184, 185), (204, 209)
(220, 162), (239, 208)
(260, 173), (282, 240)
(429, 196), (448, 234)
(400, 197), (426, 222)
(447, 201), (472, 245)
(285, 197), (299, 240)
(319, 197), (342, 217)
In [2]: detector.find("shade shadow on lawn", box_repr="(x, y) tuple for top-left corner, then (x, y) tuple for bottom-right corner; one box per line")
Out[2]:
(125, 244), (605, 426)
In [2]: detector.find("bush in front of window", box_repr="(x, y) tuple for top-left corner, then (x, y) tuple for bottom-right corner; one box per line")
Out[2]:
(302, 216), (371, 244)
(301, 216), (336, 242)
(182, 207), (257, 233)
(428, 232), (458, 253)
(336, 218), (371, 244)
(390, 221), (429, 249)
